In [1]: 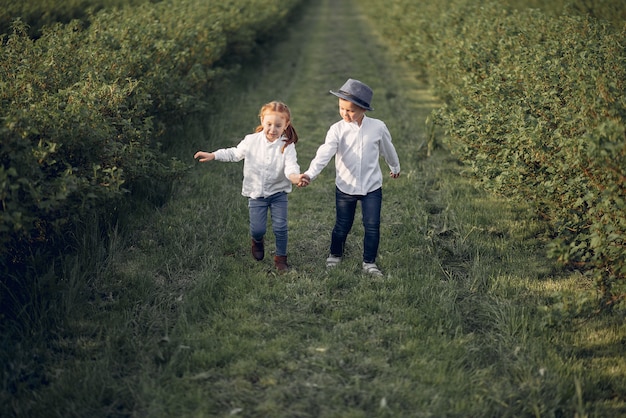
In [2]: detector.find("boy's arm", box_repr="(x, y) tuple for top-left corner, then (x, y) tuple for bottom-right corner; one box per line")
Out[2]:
(304, 128), (339, 181)
(380, 126), (401, 175)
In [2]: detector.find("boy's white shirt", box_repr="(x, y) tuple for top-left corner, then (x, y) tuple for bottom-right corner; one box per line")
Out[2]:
(213, 131), (300, 199)
(304, 115), (401, 195)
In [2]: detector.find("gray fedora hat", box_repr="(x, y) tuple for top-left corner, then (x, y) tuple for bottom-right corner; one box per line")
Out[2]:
(330, 78), (374, 111)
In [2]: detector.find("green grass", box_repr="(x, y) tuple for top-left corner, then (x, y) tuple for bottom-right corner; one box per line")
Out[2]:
(2, 0), (625, 416)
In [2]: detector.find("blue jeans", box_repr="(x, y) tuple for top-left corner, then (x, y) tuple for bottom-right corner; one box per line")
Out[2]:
(330, 187), (382, 264)
(249, 192), (288, 256)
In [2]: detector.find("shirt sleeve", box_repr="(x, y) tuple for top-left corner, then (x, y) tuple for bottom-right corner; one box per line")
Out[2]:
(304, 126), (339, 180)
(213, 136), (249, 162)
(380, 124), (401, 174)
(282, 143), (300, 178)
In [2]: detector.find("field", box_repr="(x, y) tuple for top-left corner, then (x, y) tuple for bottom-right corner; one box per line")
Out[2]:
(1, 0), (625, 416)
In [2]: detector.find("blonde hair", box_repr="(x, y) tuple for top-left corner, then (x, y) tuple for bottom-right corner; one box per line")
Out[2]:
(255, 101), (299, 153)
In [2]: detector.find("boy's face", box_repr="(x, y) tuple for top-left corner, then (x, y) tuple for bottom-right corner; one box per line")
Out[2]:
(338, 98), (366, 124)
(261, 111), (289, 142)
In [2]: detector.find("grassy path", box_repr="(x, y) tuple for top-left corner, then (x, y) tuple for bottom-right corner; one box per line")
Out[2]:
(133, 0), (558, 415)
(7, 0), (625, 417)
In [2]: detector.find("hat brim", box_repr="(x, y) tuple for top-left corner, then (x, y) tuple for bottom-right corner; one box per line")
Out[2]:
(330, 90), (373, 111)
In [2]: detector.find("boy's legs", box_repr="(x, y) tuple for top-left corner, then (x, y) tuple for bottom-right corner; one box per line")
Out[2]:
(330, 187), (358, 257)
(361, 187), (382, 264)
(268, 192), (289, 257)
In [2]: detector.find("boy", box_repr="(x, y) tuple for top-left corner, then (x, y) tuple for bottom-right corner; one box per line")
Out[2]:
(300, 78), (401, 276)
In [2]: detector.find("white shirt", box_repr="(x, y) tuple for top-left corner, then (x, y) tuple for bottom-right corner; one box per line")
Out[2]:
(213, 131), (300, 199)
(304, 115), (401, 195)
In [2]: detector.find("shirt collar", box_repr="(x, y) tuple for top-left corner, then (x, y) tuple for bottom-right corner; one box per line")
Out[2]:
(344, 114), (367, 127)
(263, 133), (285, 144)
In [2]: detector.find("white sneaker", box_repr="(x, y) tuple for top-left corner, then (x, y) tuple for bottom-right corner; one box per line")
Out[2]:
(362, 262), (383, 276)
(326, 255), (342, 268)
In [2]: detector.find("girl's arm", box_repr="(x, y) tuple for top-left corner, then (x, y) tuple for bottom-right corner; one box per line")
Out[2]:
(297, 173), (310, 187)
(283, 144), (301, 185)
(288, 173), (302, 185)
(194, 151), (215, 162)
(194, 135), (252, 163)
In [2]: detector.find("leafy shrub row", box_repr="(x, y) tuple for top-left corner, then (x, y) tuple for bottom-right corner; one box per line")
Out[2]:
(361, 0), (626, 309)
(0, 0), (154, 38)
(1, 0), (301, 270)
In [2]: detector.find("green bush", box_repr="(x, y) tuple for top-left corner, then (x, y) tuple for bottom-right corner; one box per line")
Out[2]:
(432, 8), (626, 307)
(0, 0), (302, 286)
(360, 0), (626, 309)
(1, 19), (163, 264)
(0, 0), (155, 38)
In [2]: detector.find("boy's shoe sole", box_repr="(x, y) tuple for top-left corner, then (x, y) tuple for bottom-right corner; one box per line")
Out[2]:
(362, 262), (383, 276)
(326, 255), (342, 268)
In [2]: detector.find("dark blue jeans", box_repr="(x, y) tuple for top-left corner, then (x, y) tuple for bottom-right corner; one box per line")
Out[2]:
(249, 192), (288, 256)
(330, 187), (382, 264)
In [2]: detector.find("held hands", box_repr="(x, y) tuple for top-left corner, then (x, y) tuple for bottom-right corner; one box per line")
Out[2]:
(297, 174), (310, 188)
(194, 151), (215, 162)
(296, 172), (394, 187)
(289, 173), (309, 187)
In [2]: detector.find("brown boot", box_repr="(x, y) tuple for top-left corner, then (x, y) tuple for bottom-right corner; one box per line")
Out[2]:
(251, 238), (264, 261)
(274, 255), (290, 273)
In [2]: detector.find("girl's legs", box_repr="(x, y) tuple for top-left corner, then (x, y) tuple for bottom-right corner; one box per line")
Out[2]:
(269, 192), (288, 256)
(330, 187), (358, 257)
(249, 192), (289, 256)
(361, 187), (382, 264)
(249, 197), (269, 242)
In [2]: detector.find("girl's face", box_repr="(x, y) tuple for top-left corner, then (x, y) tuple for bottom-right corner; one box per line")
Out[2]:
(338, 98), (366, 124)
(261, 111), (289, 142)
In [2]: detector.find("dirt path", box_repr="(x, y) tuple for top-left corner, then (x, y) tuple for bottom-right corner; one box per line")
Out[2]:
(212, 0), (438, 157)
(10, 0), (478, 416)
(205, 0), (441, 262)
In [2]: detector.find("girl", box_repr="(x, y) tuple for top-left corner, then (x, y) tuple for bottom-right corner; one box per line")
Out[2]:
(194, 101), (301, 273)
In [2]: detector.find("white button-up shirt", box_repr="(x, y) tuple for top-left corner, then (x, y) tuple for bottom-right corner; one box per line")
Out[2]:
(304, 116), (401, 195)
(213, 131), (300, 199)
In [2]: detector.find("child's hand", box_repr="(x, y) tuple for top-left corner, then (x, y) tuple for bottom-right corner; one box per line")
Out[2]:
(297, 174), (310, 188)
(390, 171), (400, 179)
(194, 151), (215, 162)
